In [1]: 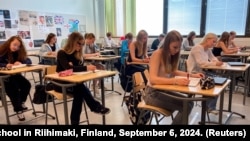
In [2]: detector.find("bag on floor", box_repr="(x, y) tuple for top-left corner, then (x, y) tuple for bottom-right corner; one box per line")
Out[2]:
(33, 83), (53, 104)
(125, 91), (151, 125)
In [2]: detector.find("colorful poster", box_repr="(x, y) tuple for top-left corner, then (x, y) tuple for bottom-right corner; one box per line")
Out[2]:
(68, 19), (79, 33)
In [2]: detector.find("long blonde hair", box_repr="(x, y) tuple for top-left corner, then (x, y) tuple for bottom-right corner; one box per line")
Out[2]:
(62, 32), (84, 61)
(134, 30), (148, 56)
(159, 30), (182, 73)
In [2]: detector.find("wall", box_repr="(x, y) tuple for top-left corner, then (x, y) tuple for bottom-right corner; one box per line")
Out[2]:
(0, 0), (97, 50)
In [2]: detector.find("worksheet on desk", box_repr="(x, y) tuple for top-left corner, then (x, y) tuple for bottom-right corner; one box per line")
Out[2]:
(175, 76), (200, 87)
(72, 70), (101, 75)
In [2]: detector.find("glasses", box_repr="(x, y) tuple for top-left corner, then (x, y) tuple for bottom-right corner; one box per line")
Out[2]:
(77, 41), (84, 47)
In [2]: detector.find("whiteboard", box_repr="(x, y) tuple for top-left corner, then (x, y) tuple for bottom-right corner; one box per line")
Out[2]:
(0, 9), (86, 50)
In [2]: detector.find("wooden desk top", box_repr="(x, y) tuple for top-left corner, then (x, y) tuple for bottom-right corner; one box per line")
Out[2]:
(201, 63), (250, 71)
(151, 80), (231, 97)
(43, 54), (57, 58)
(45, 70), (117, 83)
(222, 52), (250, 57)
(84, 56), (120, 61)
(0, 65), (48, 75)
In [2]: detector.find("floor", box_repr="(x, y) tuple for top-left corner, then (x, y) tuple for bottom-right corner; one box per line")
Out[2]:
(1, 72), (250, 125)
(0, 57), (250, 125)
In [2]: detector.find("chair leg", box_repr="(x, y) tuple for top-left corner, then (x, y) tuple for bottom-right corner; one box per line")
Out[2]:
(121, 76), (132, 106)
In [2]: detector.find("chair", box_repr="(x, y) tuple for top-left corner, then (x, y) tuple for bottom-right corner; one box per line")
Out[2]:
(44, 66), (89, 125)
(132, 70), (174, 125)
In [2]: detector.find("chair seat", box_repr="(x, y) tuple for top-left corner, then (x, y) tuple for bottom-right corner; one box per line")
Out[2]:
(46, 90), (73, 100)
(138, 101), (172, 117)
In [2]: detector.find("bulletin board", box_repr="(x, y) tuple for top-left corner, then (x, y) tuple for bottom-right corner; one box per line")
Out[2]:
(0, 9), (86, 50)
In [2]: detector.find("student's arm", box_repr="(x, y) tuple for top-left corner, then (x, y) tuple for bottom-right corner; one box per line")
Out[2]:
(39, 43), (52, 56)
(220, 41), (237, 54)
(192, 47), (217, 66)
(57, 50), (87, 72)
(149, 50), (190, 85)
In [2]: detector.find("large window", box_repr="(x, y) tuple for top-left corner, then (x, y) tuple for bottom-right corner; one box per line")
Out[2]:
(206, 0), (248, 35)
(168, 0), (202, 35)
(136, 0), (163, 36)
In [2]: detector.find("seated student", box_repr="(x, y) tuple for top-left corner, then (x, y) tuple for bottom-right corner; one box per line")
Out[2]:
(187, 33), (223, 114)
(39, 33), (59, 64)
(126, 30), (150, 83)
(0, 35), (32, 121)
(120, 32), (133, 65)
(56, 32), (110, 125)
(103, 32), (118, 47)
(212, 31), (238, 61)
(144, 30), (204, 125)
(83, 33), (106, 94)
(182, 31), (196, 51)
(151, 33), (165, 51)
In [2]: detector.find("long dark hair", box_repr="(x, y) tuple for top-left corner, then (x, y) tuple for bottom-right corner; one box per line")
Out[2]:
(0, 35), (27, 63)
(187, 31), (196, 46)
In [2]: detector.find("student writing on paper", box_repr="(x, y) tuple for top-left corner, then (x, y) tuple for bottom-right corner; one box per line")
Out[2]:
(144, 30), (203, 125)
(56, 32), (110, 125)
(182, 31), (196, 51)
(187, 32), (223, 115)
(0, 35), (32, 121)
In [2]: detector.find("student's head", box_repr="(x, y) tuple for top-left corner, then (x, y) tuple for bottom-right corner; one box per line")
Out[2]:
(159, 30), (183, 72)
(125, 32), (133, 44)
(159, 33), (165, 41)
(106, 32), (112, 39)
(200, 32), (217, 48)
(219, 31), (230, 46)
(45, 33), (57, 44)
(187, 31), (196, 40)
(63, 32), (84, 60)
(0, 35), (27, 62)
(84, 33), (96, 45)
(229, 31), (236, 40)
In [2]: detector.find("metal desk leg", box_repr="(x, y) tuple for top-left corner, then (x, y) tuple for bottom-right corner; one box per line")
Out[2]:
(100, 78), (105, 125)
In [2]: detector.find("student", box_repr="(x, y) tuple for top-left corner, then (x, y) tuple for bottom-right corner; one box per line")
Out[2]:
(212, 31), (238, 61)
(126, 30), (150, 83)
(56, 32), (110, 125)
(144, 30), (203, 125)
(182, 31), (196, 51)
(151, 33), (165, 51)
(0, 35), (32, 121)
(187, 33), (223, 114)
(120, 32), (133, 65)
(103, 32), (118, 47)
(39, 33), (59, 64)
(83, 33), (105, 94)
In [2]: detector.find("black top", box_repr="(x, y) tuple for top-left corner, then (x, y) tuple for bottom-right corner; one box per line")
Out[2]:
(56, 50), (87, 72)
(50, 44), (56, 51)
(127, 47), (143, 63)
(151, 39), (160, 51)
(0, 52), (31, 68)
(212, 47), (223, 56)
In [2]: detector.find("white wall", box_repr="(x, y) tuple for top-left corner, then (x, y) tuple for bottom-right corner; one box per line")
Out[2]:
(0, 0), (97, 47)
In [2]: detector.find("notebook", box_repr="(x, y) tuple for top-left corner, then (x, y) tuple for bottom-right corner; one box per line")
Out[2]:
(11, 64), (27, 69)
(213, 77), (227, 85)
(175, 76), (200, 87)
(227, 62), (246, 66)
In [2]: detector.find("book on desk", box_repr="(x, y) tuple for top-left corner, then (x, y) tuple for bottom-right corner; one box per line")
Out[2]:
(174, 76), (200, 87)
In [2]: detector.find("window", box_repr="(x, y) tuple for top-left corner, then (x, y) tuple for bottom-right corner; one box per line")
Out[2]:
(206, 0), (248, 35)
(136, 0), (163, 35)
(168, 0), (202, 35)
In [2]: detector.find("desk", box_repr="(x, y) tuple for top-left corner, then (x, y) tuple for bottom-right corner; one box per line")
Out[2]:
(202, 63), (250, 124)
(0, 65), (47, 124)
(85, 56), (121, 95)
(28, 52), (40, 62)
(44, 70), (117, 125)
(152, 80), (230, 124)
(221, 52), (250, 63)
(42, 54), (57, 65)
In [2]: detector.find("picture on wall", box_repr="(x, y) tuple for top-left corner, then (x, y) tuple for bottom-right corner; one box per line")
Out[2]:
(45, 16), (53, 27)
(19, 10), (29, 26)
(0, 31), (6, 39)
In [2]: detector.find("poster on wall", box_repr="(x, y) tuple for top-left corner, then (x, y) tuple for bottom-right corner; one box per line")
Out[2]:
(19, 10), (29, 26)
(54, 15), (64, 25)
(29, 11), (38, 25)
(45, 15), (53, 27)
(68, 19), (79, 33)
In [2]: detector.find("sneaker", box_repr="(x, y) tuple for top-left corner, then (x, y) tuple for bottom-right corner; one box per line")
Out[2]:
(22, 103), (28, 111)
(93, 106), (111, 115)
(16, 111), (25, 121)
(207, 109), (219, 115)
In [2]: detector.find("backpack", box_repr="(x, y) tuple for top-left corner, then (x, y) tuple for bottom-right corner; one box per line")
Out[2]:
(125, 91), (151, 125)
(33, 83), (53, 104)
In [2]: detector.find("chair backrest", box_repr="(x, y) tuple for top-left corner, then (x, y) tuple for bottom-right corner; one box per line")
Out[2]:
(132, 72), (146, 94)
(143, 69), (149, 81)
(46, 65), (57, 75)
